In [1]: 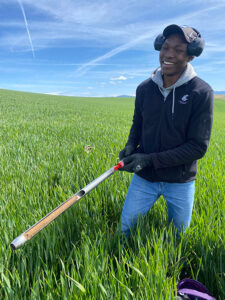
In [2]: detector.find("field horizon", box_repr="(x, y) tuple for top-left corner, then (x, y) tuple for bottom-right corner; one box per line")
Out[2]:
(1, 88), (225, 100)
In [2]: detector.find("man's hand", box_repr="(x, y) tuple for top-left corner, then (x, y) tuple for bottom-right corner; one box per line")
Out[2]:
(119, 144), (136, 160)
(120, 153), (152, 173)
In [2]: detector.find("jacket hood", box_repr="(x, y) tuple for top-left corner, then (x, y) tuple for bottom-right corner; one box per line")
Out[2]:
(151, 63), (197, 90)
(151, 63), (197, 118)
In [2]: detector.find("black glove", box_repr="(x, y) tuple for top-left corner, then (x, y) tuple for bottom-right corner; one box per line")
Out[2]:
(119, 144), (136, 160)
(120, 153), (152, 173)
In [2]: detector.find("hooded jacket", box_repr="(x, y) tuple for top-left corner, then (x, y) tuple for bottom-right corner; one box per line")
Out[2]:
(126, 64), (214, 183)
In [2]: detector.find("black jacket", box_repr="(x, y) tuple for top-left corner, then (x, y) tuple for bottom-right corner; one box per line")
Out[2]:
(126, 77), (214, 183)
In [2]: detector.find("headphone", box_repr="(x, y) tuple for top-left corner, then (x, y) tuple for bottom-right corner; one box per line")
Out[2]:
(154, 28), (205, 57)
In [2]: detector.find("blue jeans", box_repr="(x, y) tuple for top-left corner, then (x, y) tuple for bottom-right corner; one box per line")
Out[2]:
(121, 174), (195, 236)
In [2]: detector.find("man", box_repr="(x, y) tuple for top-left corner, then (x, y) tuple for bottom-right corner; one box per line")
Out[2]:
(119, 24), (213, 236)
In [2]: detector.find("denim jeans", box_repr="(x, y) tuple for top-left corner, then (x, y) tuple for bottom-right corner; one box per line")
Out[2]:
(121, 174), (195, 235)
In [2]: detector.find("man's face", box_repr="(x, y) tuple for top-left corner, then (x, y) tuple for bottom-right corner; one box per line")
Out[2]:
(160, 34), (193, 77)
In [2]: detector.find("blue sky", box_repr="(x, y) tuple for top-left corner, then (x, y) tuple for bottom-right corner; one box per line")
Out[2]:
(1, 0), (225, 97)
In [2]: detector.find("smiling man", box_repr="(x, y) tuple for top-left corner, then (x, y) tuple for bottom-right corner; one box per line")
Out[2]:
(119, 24), (214, 237)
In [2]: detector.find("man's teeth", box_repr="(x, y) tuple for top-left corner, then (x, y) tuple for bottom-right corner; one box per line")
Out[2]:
(164, 61), (174, 65)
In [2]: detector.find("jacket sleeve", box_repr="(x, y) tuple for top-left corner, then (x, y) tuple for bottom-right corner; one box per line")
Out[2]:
(151, 89), (214, 169)
(126, 85), (143, 147)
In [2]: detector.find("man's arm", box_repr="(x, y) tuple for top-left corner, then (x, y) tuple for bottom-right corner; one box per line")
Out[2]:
(151, 89), (214, 169)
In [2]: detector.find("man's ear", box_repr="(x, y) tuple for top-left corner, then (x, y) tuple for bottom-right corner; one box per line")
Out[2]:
(187, 56), (194, 62)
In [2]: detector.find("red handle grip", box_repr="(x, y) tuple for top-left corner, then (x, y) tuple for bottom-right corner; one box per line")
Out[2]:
(113, 161), (124, 171)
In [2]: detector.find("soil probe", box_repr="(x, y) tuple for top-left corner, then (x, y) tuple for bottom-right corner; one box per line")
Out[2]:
(11, 161), (124, 250)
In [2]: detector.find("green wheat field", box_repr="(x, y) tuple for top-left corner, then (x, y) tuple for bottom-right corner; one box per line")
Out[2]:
(0, 89), (224, 299)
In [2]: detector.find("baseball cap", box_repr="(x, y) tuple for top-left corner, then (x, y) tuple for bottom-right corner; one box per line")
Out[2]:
(163, 24), (200, 43)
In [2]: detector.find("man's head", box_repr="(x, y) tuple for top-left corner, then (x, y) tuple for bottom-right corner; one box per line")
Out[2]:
(154, 24), (205, 57)
(154, 24), (204, 79)
(159, 33), (193, 78)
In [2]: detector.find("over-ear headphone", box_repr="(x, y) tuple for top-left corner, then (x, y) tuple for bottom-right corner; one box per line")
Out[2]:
(154, 27), (205, 57)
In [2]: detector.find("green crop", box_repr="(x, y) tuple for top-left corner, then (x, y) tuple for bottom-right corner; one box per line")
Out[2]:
(0, 89), (224, 299)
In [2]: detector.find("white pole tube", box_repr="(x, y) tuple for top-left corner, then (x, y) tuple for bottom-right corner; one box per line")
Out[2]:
(10, 162), (123, 250)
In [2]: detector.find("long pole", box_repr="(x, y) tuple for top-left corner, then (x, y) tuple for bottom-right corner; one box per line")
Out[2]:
(11, 161), (124, 250)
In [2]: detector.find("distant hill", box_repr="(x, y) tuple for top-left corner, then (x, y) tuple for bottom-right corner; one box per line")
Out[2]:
(214, 91), (225, 94)
(117, 95), (134, 98)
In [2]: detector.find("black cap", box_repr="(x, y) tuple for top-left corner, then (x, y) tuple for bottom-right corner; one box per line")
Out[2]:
(163, 24), (200, 43)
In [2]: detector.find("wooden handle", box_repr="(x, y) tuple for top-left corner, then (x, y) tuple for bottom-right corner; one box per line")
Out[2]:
(24, 194), (80, 240)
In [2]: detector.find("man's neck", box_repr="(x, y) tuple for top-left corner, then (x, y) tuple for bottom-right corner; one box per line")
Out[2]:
(163, 73), (182, 88)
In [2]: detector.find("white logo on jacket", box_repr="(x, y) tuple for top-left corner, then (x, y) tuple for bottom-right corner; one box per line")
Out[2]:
(179, 94), (189, 104)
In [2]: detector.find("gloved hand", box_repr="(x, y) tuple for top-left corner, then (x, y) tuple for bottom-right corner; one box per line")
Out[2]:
(120, 153), (152, 173)
(119, 144), (136, 160)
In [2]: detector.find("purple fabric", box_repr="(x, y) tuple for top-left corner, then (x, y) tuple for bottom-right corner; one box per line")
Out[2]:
(177, 279), (216, 300)
(178, 288), (216, 300)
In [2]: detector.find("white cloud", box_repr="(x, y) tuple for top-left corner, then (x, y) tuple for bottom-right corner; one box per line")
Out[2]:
(17, 0), (35, 57)
(110, 76), (127, 81)
(75, 29), (159, 75)
(2, 1), (225, 57)
(45, 91), (63, 95)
